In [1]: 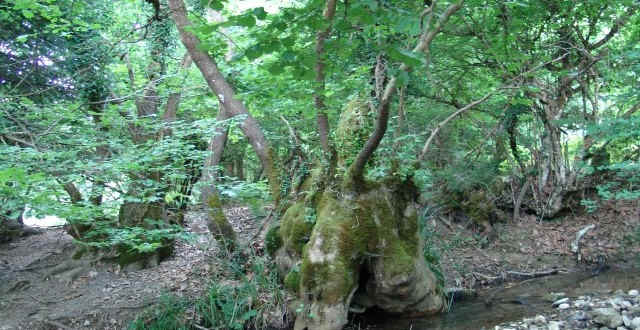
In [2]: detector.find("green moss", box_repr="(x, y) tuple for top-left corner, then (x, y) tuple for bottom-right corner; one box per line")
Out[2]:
(206, 193), (236, 249)
(265, 225), (283, 257)
(335, 97), (373, 171)
(279, 201), (315, 255)
(284, 267), (301, 293)
(461, 190), (494, 227)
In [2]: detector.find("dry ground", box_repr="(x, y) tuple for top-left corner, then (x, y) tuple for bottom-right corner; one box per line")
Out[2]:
(0, 207), (259, 330)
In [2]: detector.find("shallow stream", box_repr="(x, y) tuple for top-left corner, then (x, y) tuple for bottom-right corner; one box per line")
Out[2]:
(359, 268), (640, 329)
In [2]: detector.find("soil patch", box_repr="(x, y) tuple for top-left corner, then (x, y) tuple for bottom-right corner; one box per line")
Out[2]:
(432, 199), (640, 290)
(0, 206), (260, 330)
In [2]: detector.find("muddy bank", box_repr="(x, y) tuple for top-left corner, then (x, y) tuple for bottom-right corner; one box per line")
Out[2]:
(353, 269), (640, 330)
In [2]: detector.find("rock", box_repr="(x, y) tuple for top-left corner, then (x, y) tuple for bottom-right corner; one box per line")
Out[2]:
(629, 305), (640, 317)
(629, 290), (639, 297)
(534, 315), (547, 324)
(624, 315), (632, 327)
(548, 321), (561, 330)
(558, 303), (571, 309)
(571, 311), (589, 321)
(553, 297), (570, 306)
(611, 297), (632, 311)
(631, 317), (640, 329)
(617, 327), (629, 330)
(575, 299), (588, 308)
(593, 307), (624, 328)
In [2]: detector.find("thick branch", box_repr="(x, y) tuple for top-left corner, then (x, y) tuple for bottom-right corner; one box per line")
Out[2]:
(590, 5), (638, 50)
(169, 0), (281, 203)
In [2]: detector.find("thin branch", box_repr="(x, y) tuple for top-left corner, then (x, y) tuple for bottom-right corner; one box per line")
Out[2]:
(347, 1), (464, 185)
(416, 53), (570, 165)
(590, 5), (638, 50)
(418, 91), (495, 161)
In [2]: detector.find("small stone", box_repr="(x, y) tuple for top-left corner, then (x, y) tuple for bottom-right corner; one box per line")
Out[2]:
(558, 303), (571, 309)
(83, 320), (90, 326)
(571, 311), (589, 321)
(631, 317), (640, 329)
(574, 300), (587, 308)
(629, 290), (639, 297)
(553, 298), (570, 306)
(592, 307), (624, 328)
(624, 315), (632, 327)
(617, 327), (629, 330)
(534, 315), (547, 324)
(548, 321), (561, 330)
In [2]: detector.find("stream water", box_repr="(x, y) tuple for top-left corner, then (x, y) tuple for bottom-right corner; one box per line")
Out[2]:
(358, 268), (640, 330)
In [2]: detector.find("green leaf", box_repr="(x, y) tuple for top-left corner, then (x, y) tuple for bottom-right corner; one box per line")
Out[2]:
(252, 7), (267, 20)
(386, 47), (424, 68)
(237, 14), (256, 28)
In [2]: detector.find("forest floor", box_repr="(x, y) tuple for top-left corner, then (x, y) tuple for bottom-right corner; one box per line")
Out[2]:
(1, 200), (639, 330)
(0, 207), (260, 330)
(434, 199), (640, 291)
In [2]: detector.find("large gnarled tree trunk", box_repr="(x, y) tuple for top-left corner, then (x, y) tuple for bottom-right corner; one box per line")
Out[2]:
(169, 0), (462, 328)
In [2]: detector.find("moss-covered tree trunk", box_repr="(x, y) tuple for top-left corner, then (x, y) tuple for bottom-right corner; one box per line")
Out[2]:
(269, 99), (445, 330)
(272, 182), (443, 330)
(169, 0), (461, 328)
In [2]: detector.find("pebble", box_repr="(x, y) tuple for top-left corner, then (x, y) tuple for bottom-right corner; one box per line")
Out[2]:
(492, 289), (640, 330)
(548, 321), (561, 330)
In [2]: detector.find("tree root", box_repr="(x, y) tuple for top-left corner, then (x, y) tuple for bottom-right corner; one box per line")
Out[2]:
(42, 253), (104, 285)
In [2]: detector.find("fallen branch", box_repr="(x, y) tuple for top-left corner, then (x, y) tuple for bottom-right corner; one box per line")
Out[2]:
(505, 269), (559, 280)
(571, 224), (596, 254)
(472, 271), (498, 281)
(44, 320), (73, 330)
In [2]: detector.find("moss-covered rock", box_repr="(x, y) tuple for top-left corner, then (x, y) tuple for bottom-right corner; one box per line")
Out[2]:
(279, 201), (315, 255)
(284, 267), (301, 293)
(265, 225), (283, 257)
(461, 189), (496, 233)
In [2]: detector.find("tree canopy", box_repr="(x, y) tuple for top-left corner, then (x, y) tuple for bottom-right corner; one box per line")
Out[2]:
(1, 0), (639, 328)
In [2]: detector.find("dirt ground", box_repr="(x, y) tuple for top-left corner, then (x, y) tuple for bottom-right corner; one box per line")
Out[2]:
(1, 200), (639, 329)
(434, 199), (640, 290)
(0, 207), (259, 330)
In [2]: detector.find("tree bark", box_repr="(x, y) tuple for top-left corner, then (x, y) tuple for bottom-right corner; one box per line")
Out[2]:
(199, 105), (237, 248)
(314, 0), (337, 156)
(169, 0), (281, 204)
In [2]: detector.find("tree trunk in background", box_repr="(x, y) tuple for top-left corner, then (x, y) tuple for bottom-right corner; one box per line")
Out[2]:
(169, 0), (282, 207)
(199, 105), (237, 250)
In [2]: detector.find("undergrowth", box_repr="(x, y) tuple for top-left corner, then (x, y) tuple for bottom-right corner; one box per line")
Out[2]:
(129, 249), (288, 330)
